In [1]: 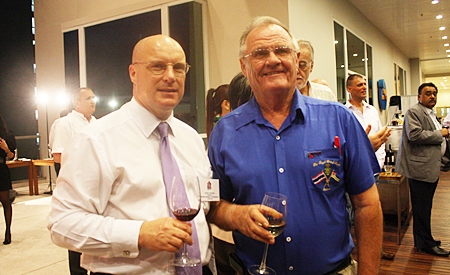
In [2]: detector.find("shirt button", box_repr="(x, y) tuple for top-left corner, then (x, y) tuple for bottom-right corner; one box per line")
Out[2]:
(123, 251), (130, 256)
(289, 266), (294, 271)
(286, 236), (291, 242)
(279, 168), (284, 173)
(276, 135), (281, 140)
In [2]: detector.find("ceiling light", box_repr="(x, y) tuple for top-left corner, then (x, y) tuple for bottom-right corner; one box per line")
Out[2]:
(445, 43), (450, 46)
(447, 54), (450, 57)
(447, 49), (450, 52)
(437, 15), (443, 19)
(440, 27), (446, 31)
(353, 53), (358, 57)
(432, 0), (439, 4)
(443, 36), (448, 39)
(334, 40), (338, 44)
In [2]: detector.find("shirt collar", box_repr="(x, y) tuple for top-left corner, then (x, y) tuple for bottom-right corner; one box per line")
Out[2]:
(126, 97), (177, 139)
(345, 100), (369, 110)
(234, 88), (305, 130)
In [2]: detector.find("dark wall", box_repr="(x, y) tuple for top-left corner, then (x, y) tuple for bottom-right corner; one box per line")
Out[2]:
(0, 1), (38, 180)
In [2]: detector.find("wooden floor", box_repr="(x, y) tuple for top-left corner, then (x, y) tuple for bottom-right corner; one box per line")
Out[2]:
(353, 171), (450, 274)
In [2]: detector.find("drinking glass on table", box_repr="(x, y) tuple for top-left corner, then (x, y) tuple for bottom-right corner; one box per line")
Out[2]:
(248, 192), (288, 275)
(170, 175), (201, 266)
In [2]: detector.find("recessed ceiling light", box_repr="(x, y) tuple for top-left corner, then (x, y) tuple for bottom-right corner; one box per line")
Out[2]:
(334, 40), (338, 44)
(353, 53), (358, 57)
(437, 15), (443, 19)
(440, 27), (446, 31)
(443, 36), (448, 39)
(447, 54), (450, 57)
(447, 49), (450, 52)
(445, 43), (450, 46)
(432, 0), (439, 4)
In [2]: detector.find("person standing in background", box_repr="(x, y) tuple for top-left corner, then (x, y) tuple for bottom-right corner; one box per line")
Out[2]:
(228, 72), (253, 111)
(52, 87), (96, 169)
(396, 82), (450, 257)
(345, 74), (387, 168)
(51, 87), (96, 275)
(206, 84), (230, 138)
(48, 108), (70, 175)
(345, 74), (395, 260)
(0, 115), (16, 245)
(296, 39), (337, 101)
(206, 84), (236, 275)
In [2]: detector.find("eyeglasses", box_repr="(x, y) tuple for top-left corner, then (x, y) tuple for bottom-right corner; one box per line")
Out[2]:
(133, 61), (191, 75)
(298, 61), (310, 71)
(243, 46), (295, 60)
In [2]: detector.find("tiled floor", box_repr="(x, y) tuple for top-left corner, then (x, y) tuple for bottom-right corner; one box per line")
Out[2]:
(0, 180), (69, 275)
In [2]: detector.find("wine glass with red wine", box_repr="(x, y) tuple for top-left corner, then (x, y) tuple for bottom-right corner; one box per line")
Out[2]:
(170, 175), (201, 266)
(248, 192), (287, 275)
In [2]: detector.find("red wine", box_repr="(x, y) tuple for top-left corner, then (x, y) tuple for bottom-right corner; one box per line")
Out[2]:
(173, 207), (199, 221)
(266, 220), (286, 237)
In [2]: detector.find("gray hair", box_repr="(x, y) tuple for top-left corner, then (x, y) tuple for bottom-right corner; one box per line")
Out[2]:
(239, 16), (297, 57)
(297, 39), (314, 61)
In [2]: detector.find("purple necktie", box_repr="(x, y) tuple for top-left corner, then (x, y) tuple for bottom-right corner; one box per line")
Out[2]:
(158, 122), (201, 275)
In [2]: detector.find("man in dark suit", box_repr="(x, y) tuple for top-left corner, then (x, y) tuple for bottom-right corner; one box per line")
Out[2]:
(396, 82), (450, 256)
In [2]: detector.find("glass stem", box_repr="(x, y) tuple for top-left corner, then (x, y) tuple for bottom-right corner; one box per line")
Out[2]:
(182, 243), (188, 258)
(259, 243), (269, 272)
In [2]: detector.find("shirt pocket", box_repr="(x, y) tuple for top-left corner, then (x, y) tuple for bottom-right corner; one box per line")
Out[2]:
(304, 147), (343, 193)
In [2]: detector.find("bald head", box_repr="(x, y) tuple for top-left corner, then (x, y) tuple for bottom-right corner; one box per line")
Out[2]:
(129, 34), (188, 120)
(132, 35), (185, 64)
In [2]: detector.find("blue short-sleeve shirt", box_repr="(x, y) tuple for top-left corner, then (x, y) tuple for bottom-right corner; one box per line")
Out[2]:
(208, 90), (380, 275)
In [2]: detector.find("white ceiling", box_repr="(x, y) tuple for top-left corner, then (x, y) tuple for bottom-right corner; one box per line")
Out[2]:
(348, 0), (450, 88)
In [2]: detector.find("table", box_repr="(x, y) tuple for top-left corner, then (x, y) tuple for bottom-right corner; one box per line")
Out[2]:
(6, 160), (34, 195)
(378, 171), (411, 244)
(32, 159), (54, 195)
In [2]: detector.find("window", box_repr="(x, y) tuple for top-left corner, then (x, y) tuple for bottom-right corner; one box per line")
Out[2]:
(334, 22), (373, 104)
(394, 63), (406, 96)
(63, 1), (205, 133)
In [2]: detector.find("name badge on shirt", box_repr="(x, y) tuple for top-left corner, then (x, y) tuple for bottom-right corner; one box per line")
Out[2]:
(199, 178), (219, 201)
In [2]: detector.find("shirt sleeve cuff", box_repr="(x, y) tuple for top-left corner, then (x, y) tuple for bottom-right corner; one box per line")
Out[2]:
(110, 219), (144, 258)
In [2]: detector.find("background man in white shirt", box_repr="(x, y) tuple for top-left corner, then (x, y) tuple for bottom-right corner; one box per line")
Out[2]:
(345, 73), (395, 260)
(345, 74), (386, 168)
(296, 39), (337, 101)
(51, 87), (96, 275)
(52, 87), (96, 167)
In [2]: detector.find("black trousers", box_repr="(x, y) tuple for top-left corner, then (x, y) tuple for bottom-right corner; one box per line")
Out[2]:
(408, 178), (438, 249)
(69, 250), (88, 275)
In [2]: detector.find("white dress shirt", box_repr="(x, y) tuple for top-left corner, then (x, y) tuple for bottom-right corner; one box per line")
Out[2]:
(427, 108), (446, 156)
(345, 100), (386, 168)
(51, 110), (96, 154)
(309, 82), (337, 102)
(48, 117), (63, 150)
(48, 98), (212, 274)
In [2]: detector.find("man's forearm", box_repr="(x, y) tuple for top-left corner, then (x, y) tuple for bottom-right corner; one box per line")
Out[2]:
(354, 202), (383, 274)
